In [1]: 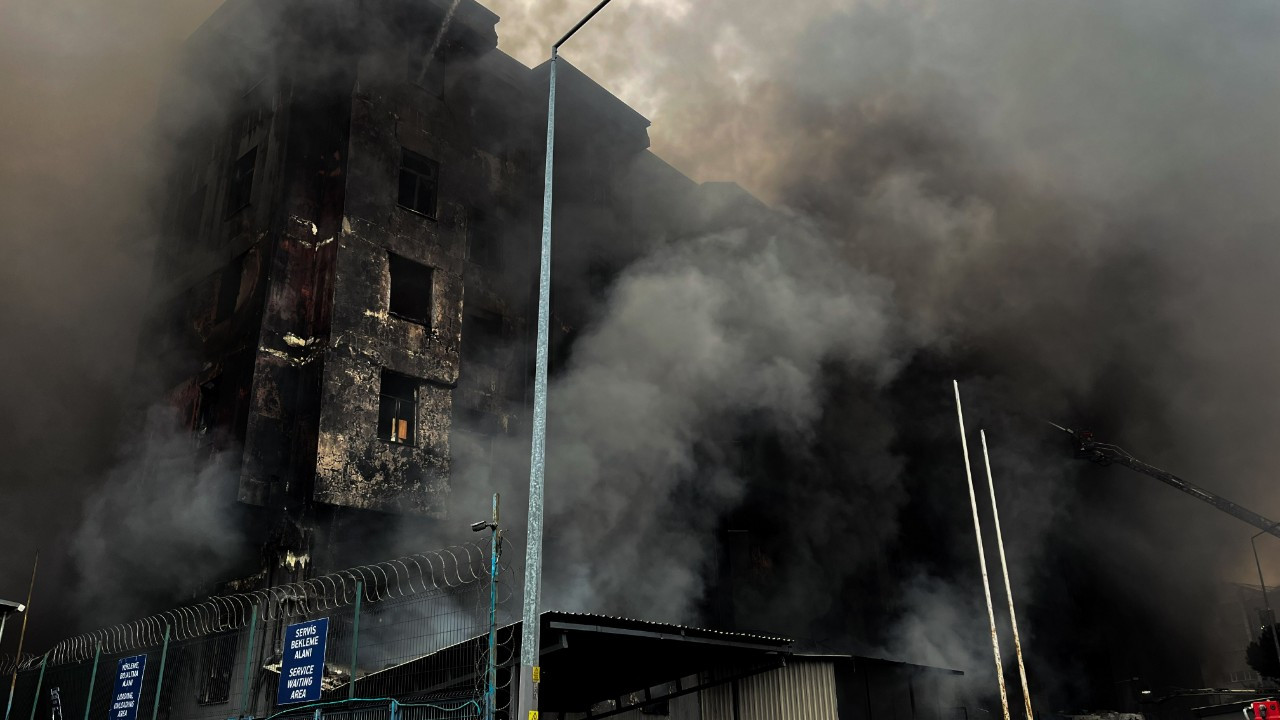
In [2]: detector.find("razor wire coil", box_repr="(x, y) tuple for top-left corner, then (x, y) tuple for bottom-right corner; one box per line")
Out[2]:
(30, 544), (491, 669)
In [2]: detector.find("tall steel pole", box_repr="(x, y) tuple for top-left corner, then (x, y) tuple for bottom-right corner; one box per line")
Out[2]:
(1252, 529), (1280, 680)
(516, 42), (556, 720)
(518, 3), (618, 719)
(981, 430), (1034, 720)
(953, 383), (1010, 720)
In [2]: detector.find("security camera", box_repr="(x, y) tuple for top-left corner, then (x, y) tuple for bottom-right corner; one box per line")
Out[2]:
(471, 520), (490, 532)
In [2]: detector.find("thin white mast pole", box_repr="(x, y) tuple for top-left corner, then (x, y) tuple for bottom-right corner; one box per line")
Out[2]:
(981, 429), (1034, 720)
(953, 381), (1011, 720)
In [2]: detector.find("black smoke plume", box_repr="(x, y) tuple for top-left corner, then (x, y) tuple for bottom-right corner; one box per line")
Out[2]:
(3, 0), (1280, 710)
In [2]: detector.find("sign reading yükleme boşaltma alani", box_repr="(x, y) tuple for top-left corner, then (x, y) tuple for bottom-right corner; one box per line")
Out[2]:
(276, 617), (328, 705)
(109, 655), (146, 720)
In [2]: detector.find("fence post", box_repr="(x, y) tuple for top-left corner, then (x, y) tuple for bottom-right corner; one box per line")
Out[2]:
(26, 656), (47, 720)
(239, 606), (258, 719)
(150, 624), (171, 720)
(348, 581), (362, 701)
(82, 644), (101, 720)
(485, 493), (500, 720)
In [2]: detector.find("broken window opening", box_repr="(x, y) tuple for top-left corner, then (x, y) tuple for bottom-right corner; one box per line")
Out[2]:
(388, 252), (433, 326)
(467, 208), (503, 270)
(466, 309), (504, 351)
(195, 377), (221, 446)
(215, 254), (245, 324)
(397, 149), (439, 218)
(377, 369), (418, 446)
(226, 147), (257, 217)
(196, 632), (239, 705)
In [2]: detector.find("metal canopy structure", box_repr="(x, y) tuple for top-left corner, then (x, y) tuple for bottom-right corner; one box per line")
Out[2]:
(329, 611), (963, 719)
(535, 612), (791, 714)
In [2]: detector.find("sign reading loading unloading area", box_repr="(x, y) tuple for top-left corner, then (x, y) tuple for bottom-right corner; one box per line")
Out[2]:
(109, 655), (146, 720)
(276, 617), (328, 705)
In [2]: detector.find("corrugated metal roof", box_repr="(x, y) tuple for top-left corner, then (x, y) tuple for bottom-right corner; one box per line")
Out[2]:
(793, 650), (965, 675)
(541, 610), (793, 645)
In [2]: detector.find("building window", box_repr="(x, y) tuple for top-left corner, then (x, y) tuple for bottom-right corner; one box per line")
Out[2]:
(226, 147), (257, 216)
(195, 377), (220, 446)
(197, 633), (239, 704)
(467, 209), (502, 270)
(378, 370), (417, 445)
(388, 253), (433, 326)
(397, 149), (439, 218)
(466, 309), (504, 351)
(215, 254), (245, 323)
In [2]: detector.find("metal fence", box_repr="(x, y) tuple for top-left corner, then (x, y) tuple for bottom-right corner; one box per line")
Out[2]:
(4, 545), (516, 720)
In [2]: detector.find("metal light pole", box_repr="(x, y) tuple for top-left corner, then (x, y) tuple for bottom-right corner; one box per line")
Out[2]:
(0, 601), (25, 651)
(953, 383), (1011, 720)
(980, 431), (1034, 720)
(473, 494), (502, 720)
(1252, 527), (1280, 681)
(4, 553), (37, 720)
(0, 599), (25, 715)
(519, 2), (619, 718)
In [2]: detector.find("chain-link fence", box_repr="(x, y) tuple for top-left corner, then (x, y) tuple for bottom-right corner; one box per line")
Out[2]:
(4, 544), (516, 720)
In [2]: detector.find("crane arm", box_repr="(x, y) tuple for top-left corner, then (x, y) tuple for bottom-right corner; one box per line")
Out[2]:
(1051, 422), (1280, 540)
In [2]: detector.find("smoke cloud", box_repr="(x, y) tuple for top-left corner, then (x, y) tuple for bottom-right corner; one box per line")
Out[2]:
(70, 407), (253, 618)
(0, 0), (225, 649)
(538, 208), (904, 617)
(4, 0), (1280, 709)
(474, 0), (1280, 705)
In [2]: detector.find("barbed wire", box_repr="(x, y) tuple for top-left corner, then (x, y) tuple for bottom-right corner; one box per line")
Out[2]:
(0, 653), (38, 676)
(30, 544), (491, 669)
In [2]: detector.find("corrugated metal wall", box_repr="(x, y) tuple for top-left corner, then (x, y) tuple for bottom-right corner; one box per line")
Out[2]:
(700, 659), (837, 720)
(670, 692), (704, 720)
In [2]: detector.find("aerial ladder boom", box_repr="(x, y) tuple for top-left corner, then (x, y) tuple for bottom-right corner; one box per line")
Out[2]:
(1052, 422), (1280, 540)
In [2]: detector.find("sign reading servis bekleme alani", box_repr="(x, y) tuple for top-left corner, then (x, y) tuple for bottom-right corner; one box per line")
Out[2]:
(108, 655), (146, 720)
(276, 617), (329, 705)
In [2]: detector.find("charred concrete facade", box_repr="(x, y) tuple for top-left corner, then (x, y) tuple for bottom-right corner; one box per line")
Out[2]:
(142, 0), (715, 576)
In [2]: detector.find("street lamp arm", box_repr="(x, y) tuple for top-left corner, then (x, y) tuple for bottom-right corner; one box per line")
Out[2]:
(555, 0), (618, 49)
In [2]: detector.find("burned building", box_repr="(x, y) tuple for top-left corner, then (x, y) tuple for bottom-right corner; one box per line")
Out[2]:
(141, 0), (716, 584)
(0, 7), (984, 713)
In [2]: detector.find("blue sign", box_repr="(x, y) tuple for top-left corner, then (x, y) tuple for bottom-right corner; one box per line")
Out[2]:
(108, 655), (146, 720)
(276, 618), (328, 705)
